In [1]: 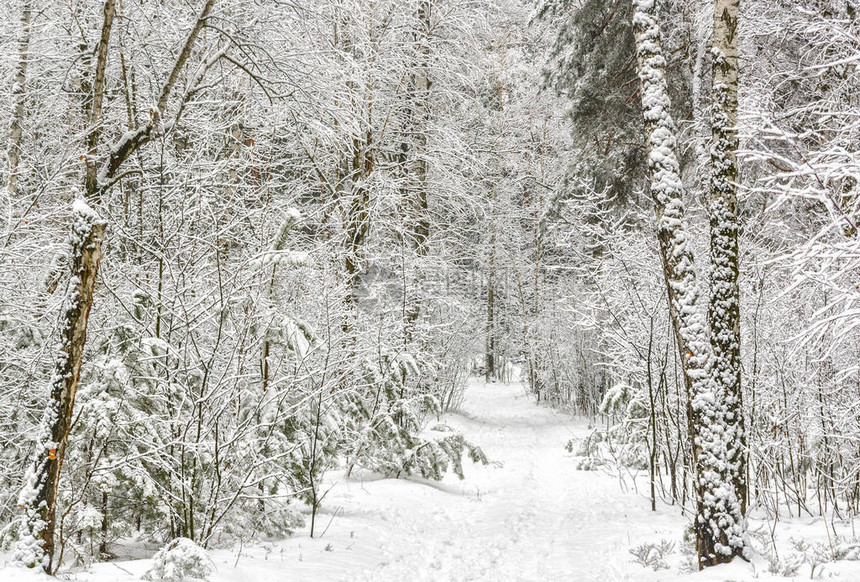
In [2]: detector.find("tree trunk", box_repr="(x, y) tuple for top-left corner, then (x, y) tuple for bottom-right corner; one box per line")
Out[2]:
(86, 0), (117, 199)
(342, 137), (372, 338)
(6, 0), (32, 197)
(631, 0), (744, 567)
(485, 221), (496, 383)
(16, 201), (106, 573)
(485, 46), (505, 385)
(402, 0), (432, 345)
(709, 0), (746, 519)
(99, 490), (109, 557)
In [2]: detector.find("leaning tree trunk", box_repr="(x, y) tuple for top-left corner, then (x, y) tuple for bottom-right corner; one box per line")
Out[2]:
(16, 201), (106, 573)
(709, 0), (746, 519)
(631, 0), (744, 568)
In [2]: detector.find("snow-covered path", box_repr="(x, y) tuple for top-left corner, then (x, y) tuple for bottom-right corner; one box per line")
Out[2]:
(342, 380), (682, 581)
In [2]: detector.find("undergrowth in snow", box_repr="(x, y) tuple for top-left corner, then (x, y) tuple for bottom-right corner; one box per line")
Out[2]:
(143, 538), (211, 582)
(2, 380), (860, 581)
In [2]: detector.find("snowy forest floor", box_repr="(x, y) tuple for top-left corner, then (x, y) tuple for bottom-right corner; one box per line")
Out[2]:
(5, 379), (860, 581)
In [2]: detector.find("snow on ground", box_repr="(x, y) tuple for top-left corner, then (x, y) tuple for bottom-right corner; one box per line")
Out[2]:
(3, 379), (860, 581)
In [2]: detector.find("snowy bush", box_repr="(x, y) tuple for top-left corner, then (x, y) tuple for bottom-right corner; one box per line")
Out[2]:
(0, 517), (22, 550)
(600, 383), (634, 416)
(791, 538), (832, 579)
(566, 432), (599, 457)
(834, 538), (860, 561)
(746, 525), (802, 577)
(143, 538), (211, 582)
(749, 529), (829, 578)
(574, 457), (603, 471)
(343, 353), (488, 480)
(592, 382), (650, 470)
(766, 553), (802, 578)
(568, 432), (605, 470)
(629, 539), (674, 571)
(256, 505), (305, 540)
(222, 502), (305, 541)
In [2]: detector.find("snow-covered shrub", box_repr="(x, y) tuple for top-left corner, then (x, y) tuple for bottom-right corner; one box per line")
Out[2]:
(791, 538), (832, 579)
(766, 552), (802, 577)
(597, 382), (649, 470)
(566, 431), (600, 456)
(343, 353), (487, 480)
(566, 383), (650, 472)
(222, 502), (305, 541)
(143, 538), (211, 582)
(745, 525), (801, 577)
(574, 457), (603, 471)
(406, 432), (489, 480)
(256, 505), (305, 540)
(0, 517), (22, 551)
(600, 383), (634, 416)
(63, 308), (176, 559)
(834, 538), (860, 561)
(567, 429), (605, 470)
(629, 539), (674, 571)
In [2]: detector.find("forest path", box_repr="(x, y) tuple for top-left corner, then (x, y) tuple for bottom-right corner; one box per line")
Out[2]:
(33, 380), (763, 582)
(332, 379), (686, 581)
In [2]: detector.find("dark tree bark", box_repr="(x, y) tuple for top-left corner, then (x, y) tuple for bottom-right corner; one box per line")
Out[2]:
(403, 0), (432, 344)
(85, 0), (117, 198)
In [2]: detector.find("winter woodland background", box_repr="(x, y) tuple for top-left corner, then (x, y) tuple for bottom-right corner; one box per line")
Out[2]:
(1, 0), (860, 579)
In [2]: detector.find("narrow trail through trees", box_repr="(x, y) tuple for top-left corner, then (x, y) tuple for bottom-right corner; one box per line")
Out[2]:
(343, 380), (684, 581)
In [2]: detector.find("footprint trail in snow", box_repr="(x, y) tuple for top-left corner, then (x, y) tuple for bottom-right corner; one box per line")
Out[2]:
(342, 380), (682, 581)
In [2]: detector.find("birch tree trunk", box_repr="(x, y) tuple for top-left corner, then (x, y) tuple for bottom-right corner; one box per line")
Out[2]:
(16, 201), (106, 574)
(709, 0), (746, 518)
(631, 0), (744, 567)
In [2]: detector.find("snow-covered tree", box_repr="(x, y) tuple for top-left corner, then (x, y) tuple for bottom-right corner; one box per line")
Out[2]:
(631, 0), (744, 566)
